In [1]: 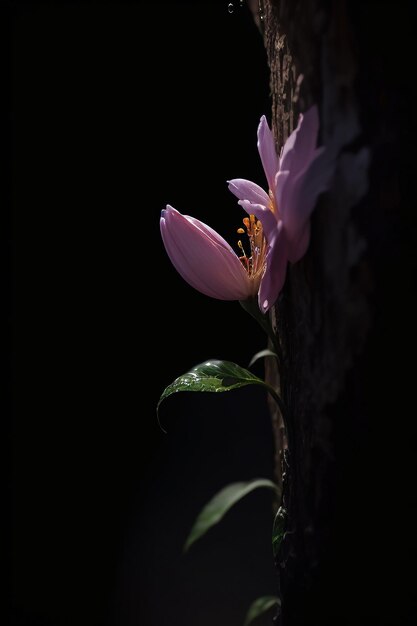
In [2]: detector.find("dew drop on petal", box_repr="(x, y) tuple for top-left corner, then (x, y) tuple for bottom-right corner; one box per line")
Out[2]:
(263, 299), (269, 310)
(227, 2), (234, 13)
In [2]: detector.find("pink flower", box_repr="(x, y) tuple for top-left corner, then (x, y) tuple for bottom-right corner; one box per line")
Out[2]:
(160, 206), (267, 301)
(228, 106), (334, 312)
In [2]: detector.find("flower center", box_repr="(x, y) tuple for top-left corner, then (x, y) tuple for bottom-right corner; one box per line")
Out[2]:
(236, 214), (267, 281)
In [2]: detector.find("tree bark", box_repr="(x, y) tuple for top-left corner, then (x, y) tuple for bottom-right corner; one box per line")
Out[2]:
(255, 1), (416, 624)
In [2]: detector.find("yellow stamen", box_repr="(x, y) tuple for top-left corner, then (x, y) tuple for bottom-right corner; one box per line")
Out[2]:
(235, 215), (267, 291)
(268, 189), (278, 214)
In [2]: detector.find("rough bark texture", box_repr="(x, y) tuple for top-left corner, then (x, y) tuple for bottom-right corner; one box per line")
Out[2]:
(256, 1), (416, 625)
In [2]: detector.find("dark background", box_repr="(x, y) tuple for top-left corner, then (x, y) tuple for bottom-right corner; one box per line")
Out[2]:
(8, 2), (417, 626)
(10, 2), (279, 625)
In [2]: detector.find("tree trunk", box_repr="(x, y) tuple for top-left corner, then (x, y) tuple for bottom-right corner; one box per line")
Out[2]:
(256, 1), (416, 624)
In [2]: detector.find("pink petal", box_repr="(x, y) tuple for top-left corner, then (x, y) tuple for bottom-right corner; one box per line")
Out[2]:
(185, 215), (236, 254)
(161, 206), (252, 301)
(274, 169), (290, 218)
(279, 105), (319, 175)
(238, 200), (279, 245)
(161, 219), (224, 299)
(278, 131), (298, 172)
(279, 147), (334, 243)
(227, 179), (270, 206)
(257, 115), (279, 192)
(287, 222), (310, 264)
(181, 217), (251, 290)
(258, 224), (289, 313)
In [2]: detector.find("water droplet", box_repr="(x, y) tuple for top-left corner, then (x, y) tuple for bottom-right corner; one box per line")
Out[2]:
(227, 2), (234, 13)
(263, 299), (269, 310)
(258, 0), (265, 22)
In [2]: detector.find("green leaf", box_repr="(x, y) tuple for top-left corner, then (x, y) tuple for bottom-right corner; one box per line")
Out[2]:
(248, 349), (278, 368)
(184, 479), (279, 552)
(157, 359), (283, 431)
(243, 596), (280, 626)
(272, 506), (287, 558)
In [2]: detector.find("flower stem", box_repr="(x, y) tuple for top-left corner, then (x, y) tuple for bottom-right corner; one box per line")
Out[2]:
(239, 298), (283, 365)
(263, 382), (286, 421)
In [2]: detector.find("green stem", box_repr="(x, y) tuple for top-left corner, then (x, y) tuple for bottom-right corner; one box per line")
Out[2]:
(240, 298), (287, 430)
(239, 298), (283, 365)
(262, 382), (286, 422)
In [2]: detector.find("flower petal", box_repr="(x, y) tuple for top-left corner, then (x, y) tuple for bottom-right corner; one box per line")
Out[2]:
(185, 214), (260, 288)
(161, 206), (252, 300)
(238, 200), (279, 245)
(279, 147), (334, 247)
(258, 224), (289, 313)
(279, 105), (320, 175)
(287, 222), (310, 264)
(274, 169), (290, 219)
(278, 131), (297, 172)
(257, 115), (279, 192)
(185, 215), (236, 254)
(227, 179), (270, 206)
(161, 218), (225, 299)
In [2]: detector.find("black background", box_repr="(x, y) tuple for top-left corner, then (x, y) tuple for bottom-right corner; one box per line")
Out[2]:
(7, 2), (417, 626)
(9, 2), (279, 625)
